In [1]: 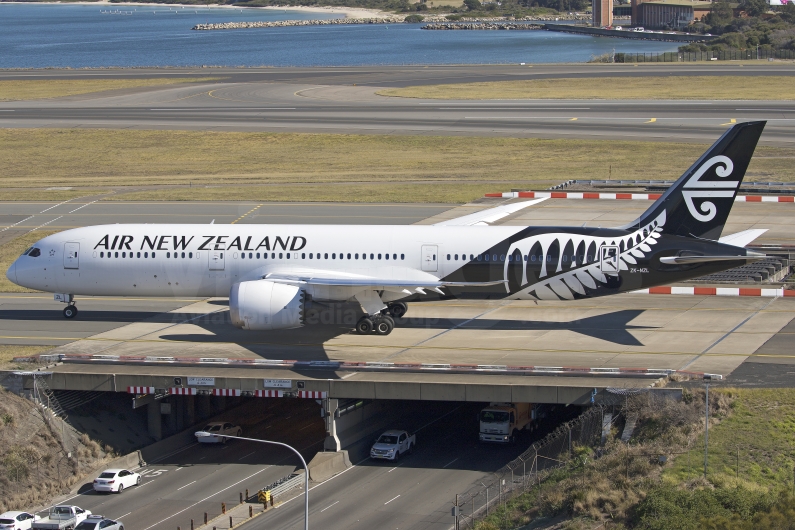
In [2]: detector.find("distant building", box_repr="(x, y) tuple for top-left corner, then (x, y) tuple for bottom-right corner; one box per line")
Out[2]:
(593, 0), (614, 26)
(630, 0), (712, 29)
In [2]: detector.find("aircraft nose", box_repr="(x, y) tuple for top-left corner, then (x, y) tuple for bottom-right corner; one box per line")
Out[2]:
(6, 260), (17, 285)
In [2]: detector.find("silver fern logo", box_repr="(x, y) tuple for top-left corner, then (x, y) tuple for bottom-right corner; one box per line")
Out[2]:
(506, 211), (666, 301)
(682, 155), (736, 222)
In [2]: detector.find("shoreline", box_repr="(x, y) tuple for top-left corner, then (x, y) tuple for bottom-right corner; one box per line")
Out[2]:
(0, 1), (397, 19)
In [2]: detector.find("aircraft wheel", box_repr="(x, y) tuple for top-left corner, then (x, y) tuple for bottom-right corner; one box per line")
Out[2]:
(387, 303), (407, 319)
(63, 305), (78, 319)
(374, 317), (394, 336)
(356, 317), (374, 334)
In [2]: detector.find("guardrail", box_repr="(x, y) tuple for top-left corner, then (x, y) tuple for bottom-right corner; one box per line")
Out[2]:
(21, 353), (722, 380)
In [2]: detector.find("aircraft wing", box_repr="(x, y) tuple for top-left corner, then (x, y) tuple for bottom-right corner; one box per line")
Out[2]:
(718, 229), (768, 248)
(262, 272), (505, 295)
(434, 198), (547, 226)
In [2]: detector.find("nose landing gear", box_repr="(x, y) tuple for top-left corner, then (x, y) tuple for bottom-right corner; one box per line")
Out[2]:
(63, 304), (78, 319)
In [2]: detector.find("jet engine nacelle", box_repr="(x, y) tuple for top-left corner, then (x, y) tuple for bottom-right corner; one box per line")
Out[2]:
(229, 280), (304, 331)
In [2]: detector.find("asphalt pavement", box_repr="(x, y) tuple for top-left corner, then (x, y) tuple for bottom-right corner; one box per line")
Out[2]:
(1, 65), (794, 144)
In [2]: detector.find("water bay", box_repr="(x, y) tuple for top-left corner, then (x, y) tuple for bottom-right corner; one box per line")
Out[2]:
(0, 3), (678, 68)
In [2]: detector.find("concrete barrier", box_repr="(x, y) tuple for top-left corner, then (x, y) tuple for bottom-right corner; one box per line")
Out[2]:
(307, 451), (351, 482)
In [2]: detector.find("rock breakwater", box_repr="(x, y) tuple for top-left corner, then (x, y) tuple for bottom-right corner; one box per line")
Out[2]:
(193, 17), (404, 30)
(422, 22), (543, 30)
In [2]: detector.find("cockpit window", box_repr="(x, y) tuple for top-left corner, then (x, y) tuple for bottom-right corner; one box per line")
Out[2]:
(23, 247), (41, 257)
(22, 247), (33, 256)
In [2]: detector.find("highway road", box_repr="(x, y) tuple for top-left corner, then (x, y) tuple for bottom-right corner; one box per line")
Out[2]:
(49, 398), (325, 530)
(46, 399), (539, 530)
(1, 65), (795, 144)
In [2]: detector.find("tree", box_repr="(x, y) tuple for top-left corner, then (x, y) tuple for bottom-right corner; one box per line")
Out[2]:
(741, 0), (767, 17)
(706, 0), (733, 27)
(463, 0), (482, 10)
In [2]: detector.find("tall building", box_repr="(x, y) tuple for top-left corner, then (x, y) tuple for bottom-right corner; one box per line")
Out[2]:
(593, 0), (614, 27)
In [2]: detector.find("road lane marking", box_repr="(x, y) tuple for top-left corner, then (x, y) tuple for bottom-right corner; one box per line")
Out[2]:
(388, 464), (404, 473)
(384, 495), (400, 505)
(645, 118), (656, 123)
(569, 117), (578, 121)
(230, 204), (262, 224)
(39, 198), (81, 214)
(116, 512), (132, 519)
(69, 200), (99, 214)
(320, 501), (339, 513)
(238, 451), (256, 461)
(443, 458), (458, 469)
(176, 480), (197, 491)
(141, 467), (272, 530)
(720, 118), (737, 126)
(27, 216), (63, 233)
(298, 423), (313, 431)
(1, 216), (34, 232)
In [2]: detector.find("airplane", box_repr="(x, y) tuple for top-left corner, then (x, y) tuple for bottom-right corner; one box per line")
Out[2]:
(6, 121), (768, 336)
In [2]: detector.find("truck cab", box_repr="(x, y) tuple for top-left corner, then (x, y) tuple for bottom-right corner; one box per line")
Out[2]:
(479, 403), (535, 444)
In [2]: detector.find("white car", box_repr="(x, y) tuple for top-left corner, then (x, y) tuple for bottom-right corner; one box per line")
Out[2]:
(0, 512), (39, 530)
(196, 422), (242, 444)
(75, 516), (123, 530)
(92, 469), (141, 493)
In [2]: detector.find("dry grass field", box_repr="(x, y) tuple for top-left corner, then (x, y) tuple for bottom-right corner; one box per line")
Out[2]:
(377, 76), (795, 100)
(0, 78), (222, 101)
(1, 129), (793, 203)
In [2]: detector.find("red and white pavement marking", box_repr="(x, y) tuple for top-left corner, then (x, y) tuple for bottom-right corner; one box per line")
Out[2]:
(127, 386), (154, 394)
(213, 388), (241, 397)
(298, 391), (326, 399)
(485, 191), (795, 202)
(169, 387), (197, 395)
(633, 286), (795, 297)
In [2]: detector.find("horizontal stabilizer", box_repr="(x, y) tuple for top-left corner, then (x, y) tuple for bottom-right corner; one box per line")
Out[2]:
(434, 198), (547, 226)
(718, 229), (768, 248)
(659, 251), (766, 265)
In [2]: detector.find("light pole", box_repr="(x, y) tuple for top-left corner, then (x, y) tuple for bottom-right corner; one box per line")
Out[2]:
(195, 431), (309, 530)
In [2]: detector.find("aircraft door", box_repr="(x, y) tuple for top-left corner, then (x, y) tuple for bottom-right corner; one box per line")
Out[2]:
(421, 245), (438, 272)
(63, 242), (79, 269)
(600, 245), (620, 275)
(209, 250), (225, 271)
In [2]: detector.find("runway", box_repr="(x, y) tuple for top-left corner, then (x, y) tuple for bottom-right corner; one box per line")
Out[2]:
(2, 65), (795, 144)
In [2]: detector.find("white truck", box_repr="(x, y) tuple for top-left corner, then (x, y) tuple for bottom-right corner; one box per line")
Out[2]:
(369, 430), (416, 461)
(479, 403), (535, 444)
(32, 507), (91, 530)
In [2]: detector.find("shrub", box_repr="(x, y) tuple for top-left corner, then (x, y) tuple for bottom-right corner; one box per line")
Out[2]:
(404, 14), (424, 22)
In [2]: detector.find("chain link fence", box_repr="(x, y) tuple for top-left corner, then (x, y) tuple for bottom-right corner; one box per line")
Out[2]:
(615, 49), (795, 62)
(452, 406), (608, 529)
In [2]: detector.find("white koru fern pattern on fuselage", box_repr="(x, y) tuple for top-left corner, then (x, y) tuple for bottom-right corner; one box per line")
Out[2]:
(505, 211), (666, 300)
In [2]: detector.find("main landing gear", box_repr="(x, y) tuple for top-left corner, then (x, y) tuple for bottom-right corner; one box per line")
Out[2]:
(354, 303), (407, 336)
(63, 303), (78, 319)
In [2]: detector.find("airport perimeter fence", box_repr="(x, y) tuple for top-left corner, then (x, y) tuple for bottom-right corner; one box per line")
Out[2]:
(452, 405), (607, 530)
(615, 49), (795, 62)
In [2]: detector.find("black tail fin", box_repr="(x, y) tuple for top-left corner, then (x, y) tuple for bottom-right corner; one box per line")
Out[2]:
(622, 121), (766, 240)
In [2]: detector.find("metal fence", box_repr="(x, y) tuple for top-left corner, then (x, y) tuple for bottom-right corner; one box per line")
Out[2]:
(615, 49), (795, 62)
(451, 406), (607, 529)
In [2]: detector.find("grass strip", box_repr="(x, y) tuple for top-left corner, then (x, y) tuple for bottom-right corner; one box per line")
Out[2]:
(377, 76), (795, 100)
(0, 230), (59, 292)
(0, 345), (53, 370)
(0, 129), (793, 203)
(473, 388), (795, 529)
(0, 77), (223, 101)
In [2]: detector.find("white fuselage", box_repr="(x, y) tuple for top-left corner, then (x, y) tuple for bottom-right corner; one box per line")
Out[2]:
(8, 224), (524, 299)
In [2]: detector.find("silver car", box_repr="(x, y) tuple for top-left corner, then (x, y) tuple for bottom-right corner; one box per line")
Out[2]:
(0, 512), (38, 530)
(195, 422), (242, 444)
(75, 516), (123, 530)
